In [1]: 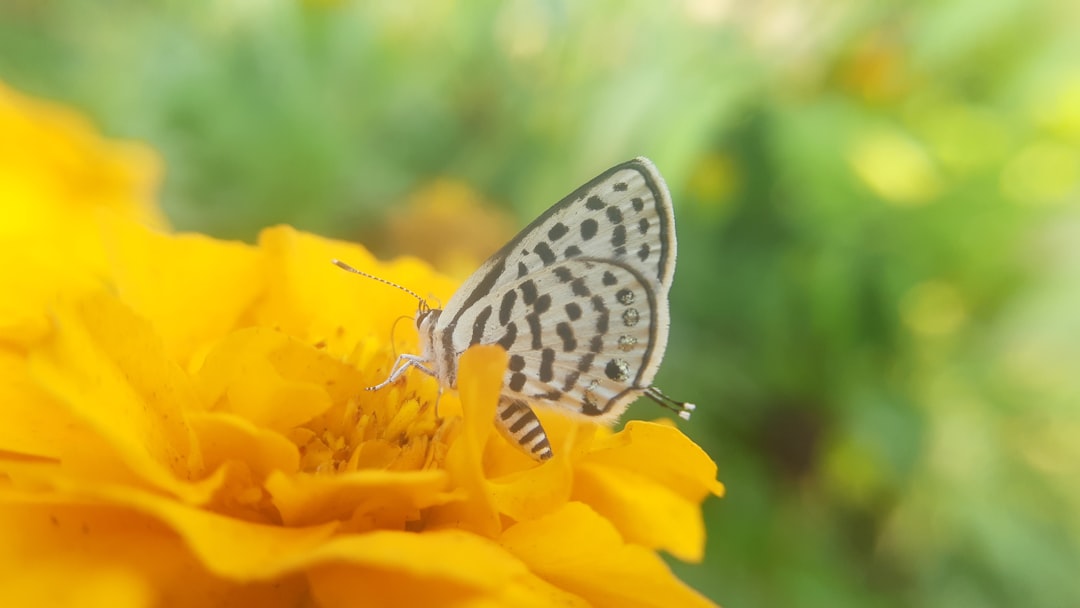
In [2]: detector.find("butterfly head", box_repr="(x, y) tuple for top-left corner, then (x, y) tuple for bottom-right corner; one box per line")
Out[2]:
(415, 304), (440, 332)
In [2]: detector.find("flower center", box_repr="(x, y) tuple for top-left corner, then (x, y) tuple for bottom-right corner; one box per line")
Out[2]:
(291, 348), (457, 474)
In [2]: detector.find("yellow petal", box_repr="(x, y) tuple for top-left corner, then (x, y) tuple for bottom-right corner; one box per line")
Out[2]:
(574, 463), (706, 562)
(103, 217), (263, 365)
(303, 530), (527, 607)
(187, 411), (300, 482)
(0, 348), (74, 461)
(0, 82), (164, 232)
(265, 468), (452, 527)
(487, 448), (574, 523)
(426, 345), (505, 537)
(587, 421), (726, 500)
(0, 247), (103, 349)
(254, 225), (457, 351)
(194, 327), (365, 432)
(500, 501), (718, 608)
(0, 495), (310, 608)
(482, 571), (592, 608)
(0, 82), (165, 349)
(4, 481), (532, 606)
(574, 421), (724, 562)
(26, 292), (209, 501)
(185, 408), (302, 522)
(485, 408), (582, 523)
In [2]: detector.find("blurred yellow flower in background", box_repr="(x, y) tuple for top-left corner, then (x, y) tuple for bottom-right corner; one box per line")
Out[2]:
(0, 82), (723, 607)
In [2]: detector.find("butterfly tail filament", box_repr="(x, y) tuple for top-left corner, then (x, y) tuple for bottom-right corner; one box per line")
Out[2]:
(644, 386), (696, 420)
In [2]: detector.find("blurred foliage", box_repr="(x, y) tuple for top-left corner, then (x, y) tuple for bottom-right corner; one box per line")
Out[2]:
(3, 0), (1079, 606)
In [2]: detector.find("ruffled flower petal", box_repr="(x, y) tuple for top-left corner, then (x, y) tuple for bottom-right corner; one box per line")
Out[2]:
(103, 218), (264, 365)
(0, 82), (723, 607)
(500, 501), (717, 608)
(26, 292), (208, 501)
(573, 421), (726, 562)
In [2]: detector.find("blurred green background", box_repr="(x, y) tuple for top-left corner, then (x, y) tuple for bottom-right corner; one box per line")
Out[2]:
(3, 1), (1079, 606)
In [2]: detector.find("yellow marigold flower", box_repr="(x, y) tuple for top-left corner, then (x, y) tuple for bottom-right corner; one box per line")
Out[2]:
(0, 82), (725, 607)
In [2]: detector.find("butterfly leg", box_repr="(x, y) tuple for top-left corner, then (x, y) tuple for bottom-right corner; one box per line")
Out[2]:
(366, 354), (436, 391)
(494, 397), (553, 461)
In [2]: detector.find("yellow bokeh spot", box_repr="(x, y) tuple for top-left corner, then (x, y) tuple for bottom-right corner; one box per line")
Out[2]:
(1000, 140), (1080, 206)
(494, 0), (551, 59)
(823, 436), (884, 507)
(900, 280), (967, 336)
(387, 178), (515, 279)
(850, 128), (942, 206)
(1035, 73), (1080, 140)
(687, 152), (739, 211)
(912, 102), (1009, 172)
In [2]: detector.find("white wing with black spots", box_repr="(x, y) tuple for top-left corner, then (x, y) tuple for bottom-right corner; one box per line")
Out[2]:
(352, 157), (690, 462)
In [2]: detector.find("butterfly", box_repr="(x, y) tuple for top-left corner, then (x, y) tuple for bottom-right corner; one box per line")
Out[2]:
(335, 157), (693, 461)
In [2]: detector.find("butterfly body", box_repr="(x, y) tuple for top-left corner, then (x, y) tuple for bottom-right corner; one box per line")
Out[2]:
(343, 157), (689, 461)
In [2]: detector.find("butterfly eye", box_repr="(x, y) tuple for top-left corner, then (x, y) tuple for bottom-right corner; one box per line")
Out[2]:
(415, 308), (438, 330)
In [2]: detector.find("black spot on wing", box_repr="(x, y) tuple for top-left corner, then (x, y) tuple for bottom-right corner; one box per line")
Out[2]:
(580, 219), (598, 240)
(577, 353), (596, 372)
(562, 371), (580, 392)
(556, 322), (576, 352)
(497, 322), (517, 349)
(534, 242), (556, 266)
(589, 335), (603, 353)
(565, 302), (582, 321)
(521, 424), (544, 443)
(612, 225), (626, 248)
(526, 313), (543, 349)
(539, 348), (555, 382)
(520, 280), (538, 305)
(509, 354), (525, 371)
(548, 222), (568, 241)
(509, 373), (527, 392)
(532, 438), (551, 457)
(509, 400), (530, 425)
(605, 359), (628, 381)
(586, 196), (605, 210)
(500, 399), (524, 420)
(571, 278), (590, 297)
(470, 305), (492, 345)
(534, 294), (551, 314)
(591, 295), (609, 333)
(606, 206), (623, 224)
(499, 290), (517, 325)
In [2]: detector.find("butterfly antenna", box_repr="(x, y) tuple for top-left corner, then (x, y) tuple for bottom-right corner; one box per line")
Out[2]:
(389, 314), (414, 357)
(644, 387), (697, 421)
(332, 259), (429, 310)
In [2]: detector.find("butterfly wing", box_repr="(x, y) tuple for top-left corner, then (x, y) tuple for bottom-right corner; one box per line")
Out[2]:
(493, 257), (669, 424)
(431, 157), (677, 376)
(426, 158), (678, 457)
